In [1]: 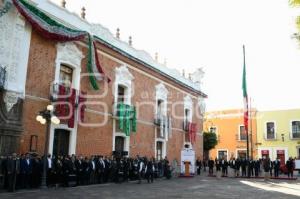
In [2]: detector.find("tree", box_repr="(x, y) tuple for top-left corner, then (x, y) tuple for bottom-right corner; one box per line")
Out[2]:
(203, 132), (218, 160)
(290, 0), (300, 41)
(290, 0), (300, 6)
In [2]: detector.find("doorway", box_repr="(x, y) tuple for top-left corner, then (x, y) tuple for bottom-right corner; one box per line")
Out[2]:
(115, 136), (125, 153)
(156, 141), (163, 161)
(53, 129), (70, 156)
(276, 150), (285, 166)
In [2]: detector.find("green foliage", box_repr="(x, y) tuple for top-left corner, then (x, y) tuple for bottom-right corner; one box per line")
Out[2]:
(203, 132), (218, 151)
(290, 0), (300, 6)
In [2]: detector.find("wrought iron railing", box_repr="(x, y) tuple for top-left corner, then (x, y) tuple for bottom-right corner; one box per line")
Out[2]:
(0, 65), (6, 90)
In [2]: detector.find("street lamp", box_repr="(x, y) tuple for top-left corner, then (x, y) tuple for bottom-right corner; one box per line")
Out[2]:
(36, 104), (60, 188)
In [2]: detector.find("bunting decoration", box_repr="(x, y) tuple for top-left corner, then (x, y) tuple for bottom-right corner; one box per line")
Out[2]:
(67, 88), (76, 128)
(78, 91), (87, 123)
(0, 0), (13, 18)
(12, 0), (110, 90)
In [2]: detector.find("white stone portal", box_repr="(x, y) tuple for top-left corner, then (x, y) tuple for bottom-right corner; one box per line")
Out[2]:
(0, 6), (32, 111)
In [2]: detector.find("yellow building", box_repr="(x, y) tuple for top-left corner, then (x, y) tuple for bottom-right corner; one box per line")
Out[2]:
(257, 109), (300, 162)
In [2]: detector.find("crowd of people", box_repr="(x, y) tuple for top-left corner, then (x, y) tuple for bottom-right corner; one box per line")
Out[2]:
(0, 153), (298, 193)
(0, 153), (172, 192)
(201, 156), (296, 179)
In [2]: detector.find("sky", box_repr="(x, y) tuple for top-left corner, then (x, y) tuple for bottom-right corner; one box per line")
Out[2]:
(51, 0), (300, 111)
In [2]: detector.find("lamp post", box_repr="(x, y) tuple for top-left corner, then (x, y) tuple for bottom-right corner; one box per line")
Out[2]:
(36, 104), (60, 188)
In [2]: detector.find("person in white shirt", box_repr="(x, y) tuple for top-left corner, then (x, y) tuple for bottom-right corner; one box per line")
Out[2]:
(137, 158), (144, 184)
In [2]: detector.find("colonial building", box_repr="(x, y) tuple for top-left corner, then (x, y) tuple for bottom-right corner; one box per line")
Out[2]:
(0, 0), (206, 162)
(204, 109), (257, 160)
(256, 109), (300, 162)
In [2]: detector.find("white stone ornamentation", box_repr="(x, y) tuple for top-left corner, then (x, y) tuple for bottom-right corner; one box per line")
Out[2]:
(198, 97), (206, 116)
(184, 95), (193, 110)
(0, 6), (32, 95)
(55, 42), (84, 90)
(115, 65), (134, 87)
(191, 68), (205, 90)
(155, 83), (168, 101)
(3, 91), (22, 112)
(56, 42), (84, 68)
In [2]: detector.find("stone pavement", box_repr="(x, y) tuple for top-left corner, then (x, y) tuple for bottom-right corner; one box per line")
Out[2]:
(1, 175), (300, 199)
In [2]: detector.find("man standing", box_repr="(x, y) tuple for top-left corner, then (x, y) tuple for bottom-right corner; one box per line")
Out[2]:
(241, 158), (247, 177)
(208, 158), (214, 176)
(20, 153), (32, 188)
(263, 156), (271, 181)
(145, 158), (154, 183)
(286, 157), (294, 178)
(6, 153), (20, 192)
(273, 158), (280, 178)
(137, 157), (144, 184)
(196, 157), (202, 175)
(75, 156), (84, 185)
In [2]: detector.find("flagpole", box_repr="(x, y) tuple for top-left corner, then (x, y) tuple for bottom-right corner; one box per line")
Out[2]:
(243, 45), (250, 178)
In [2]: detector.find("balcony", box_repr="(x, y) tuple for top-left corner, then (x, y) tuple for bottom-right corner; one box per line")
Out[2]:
(0, 65), (6, 90)
(155, 114), (171, 139)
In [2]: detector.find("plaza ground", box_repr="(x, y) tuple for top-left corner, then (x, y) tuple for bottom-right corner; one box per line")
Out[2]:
(1, 175), (300, 199)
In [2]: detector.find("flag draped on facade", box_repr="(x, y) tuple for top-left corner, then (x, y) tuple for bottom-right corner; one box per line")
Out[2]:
(12, 0), (110, 90)
(117, 103), (137, 136)
(242, 45), (249, 136)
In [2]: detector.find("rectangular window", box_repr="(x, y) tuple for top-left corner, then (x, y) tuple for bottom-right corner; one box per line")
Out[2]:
(59, 64), (73, 87)
(239, 125), (247, 141)
(266, 122), (275, 139)
(292, 121), (300, 139)
(218, 150), (227, 160)
(185, 109), (190, 123)
(157, 99), (163, 116)
(117, 85), (125, 103)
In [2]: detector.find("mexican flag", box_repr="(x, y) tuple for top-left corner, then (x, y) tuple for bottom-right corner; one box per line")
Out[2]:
(242, 45), (249, 133)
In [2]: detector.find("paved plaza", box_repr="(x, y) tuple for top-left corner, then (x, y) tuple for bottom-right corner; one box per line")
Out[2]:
(1, 175), (300, 199)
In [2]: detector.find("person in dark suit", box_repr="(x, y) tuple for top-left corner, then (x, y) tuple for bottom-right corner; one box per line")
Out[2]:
(269, 160), (274, 177)
(221, 158), (228, 177)
(248, 159), (254, 177)
(123, 157), (130, 182)
(46, 154), (55, 187)
(254, 159), (260, 177)
(286, 157), (294, 178)
(208, 158), (214, 175)
(263, 157), (271, 180)
(103, 156), (111, 183)
(241, 158), (247, 177)
(31, 155), (42, 188)
(97, 156), (105, 184)
(6, 153), (20, 192)
(75, 156), (84, 186)
(273, 158), (280, 178)
(20, 153), (32, 188)
(145, 158), (154, 183)
(235, 158), (241, 177)
(62, 156), (70, 187)
(89, 156), (96, 184)
(196, 157), (202, 175)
